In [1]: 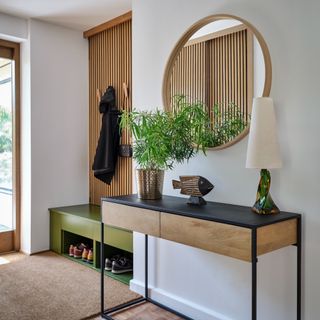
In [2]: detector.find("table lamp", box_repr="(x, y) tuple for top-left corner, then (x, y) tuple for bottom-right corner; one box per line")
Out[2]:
(246, 97), (282, 214)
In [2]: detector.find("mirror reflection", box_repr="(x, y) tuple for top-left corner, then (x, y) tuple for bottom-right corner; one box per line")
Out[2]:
(166, 18), (266, 149)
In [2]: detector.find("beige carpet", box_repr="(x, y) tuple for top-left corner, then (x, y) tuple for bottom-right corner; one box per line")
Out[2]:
(0, 251), (140, 320)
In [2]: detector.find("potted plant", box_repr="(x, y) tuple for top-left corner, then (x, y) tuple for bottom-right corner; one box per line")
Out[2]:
(119, 97), (211, 199)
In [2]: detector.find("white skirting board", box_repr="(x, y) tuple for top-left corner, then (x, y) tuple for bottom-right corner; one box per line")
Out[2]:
(130, 279), (232, 320)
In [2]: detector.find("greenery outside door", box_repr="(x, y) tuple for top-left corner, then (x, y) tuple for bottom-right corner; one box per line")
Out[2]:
(0, 40), (20, 253)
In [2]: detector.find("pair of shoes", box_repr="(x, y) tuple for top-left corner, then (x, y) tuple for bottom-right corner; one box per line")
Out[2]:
(69, 244), (74, 257)
(82, 248), (94, 264)
(112, 257), (133, 274)
(104, 254), (121, 271)
(69, 244), (93, 263)
(105, 255), (133, 274)
(73, 243), (88, 259)
(69, 244), (82, 257)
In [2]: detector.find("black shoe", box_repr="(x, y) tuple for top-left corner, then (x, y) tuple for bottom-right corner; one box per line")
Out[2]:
(105, 254), (121, 271)
(111, 257), (133, 274)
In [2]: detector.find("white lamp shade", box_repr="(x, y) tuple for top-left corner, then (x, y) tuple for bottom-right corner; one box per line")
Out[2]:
(246, 97), (282, 169)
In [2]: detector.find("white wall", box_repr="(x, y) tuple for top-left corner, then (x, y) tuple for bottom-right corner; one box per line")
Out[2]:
(1, 15), (89, 254)
(191, 19), (241, 39)
(0, 12), (28, 41)
(26, 19), (89, 253)
(20, 25), (32, 253)
(131, 0), (320, 319)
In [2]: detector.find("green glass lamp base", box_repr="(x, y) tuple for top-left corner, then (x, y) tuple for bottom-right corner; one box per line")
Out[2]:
(252, 169), (280, 215)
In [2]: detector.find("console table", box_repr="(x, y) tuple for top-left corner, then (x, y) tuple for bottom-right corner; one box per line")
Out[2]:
(101, 195), (301, 320)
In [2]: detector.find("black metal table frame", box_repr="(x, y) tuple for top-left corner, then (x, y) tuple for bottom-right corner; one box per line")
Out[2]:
(100, 226), (193, 319)
(100, 216), (301, 320)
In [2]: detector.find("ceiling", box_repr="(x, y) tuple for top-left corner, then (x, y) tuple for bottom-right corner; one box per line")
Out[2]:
(0, 0), (132, 31)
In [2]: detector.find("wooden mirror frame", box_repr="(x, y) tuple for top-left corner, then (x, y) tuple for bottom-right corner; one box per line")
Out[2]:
(162, 14), (272, 150)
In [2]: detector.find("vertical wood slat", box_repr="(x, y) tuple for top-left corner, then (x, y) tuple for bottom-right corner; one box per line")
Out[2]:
(246, 30), (254, 122)
(89, 20), (132, 205)
(169, 27), (253, 143)
(170, 42), (206, 105)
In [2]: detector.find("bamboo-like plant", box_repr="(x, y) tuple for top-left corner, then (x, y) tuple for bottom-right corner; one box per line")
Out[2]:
(171, 96), (249, 148)
(0, 105), (12, 186)
(0, 105), (12, 153)
(119, 97), (211, 170)
(119, 96), (248, 170)
(207, 102), (249, 147)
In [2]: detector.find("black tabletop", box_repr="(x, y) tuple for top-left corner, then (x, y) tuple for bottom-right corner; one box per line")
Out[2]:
(102, 194), (300, 229)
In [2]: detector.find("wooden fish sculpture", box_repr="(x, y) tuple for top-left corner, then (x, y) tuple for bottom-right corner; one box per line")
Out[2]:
(172, 176), (214, 205)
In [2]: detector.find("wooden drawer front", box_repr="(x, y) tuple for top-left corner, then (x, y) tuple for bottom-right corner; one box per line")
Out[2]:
(160, 213), (252, 261)
(102, 202), (160, 237)
(257, 218), (297, 256)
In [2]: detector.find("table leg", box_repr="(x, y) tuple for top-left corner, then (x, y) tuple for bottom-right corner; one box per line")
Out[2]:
(252, 229), (257, 320)
(297, 217), (302, 320)
(145, 234), (149, 299)
(101, 222), (105, 315)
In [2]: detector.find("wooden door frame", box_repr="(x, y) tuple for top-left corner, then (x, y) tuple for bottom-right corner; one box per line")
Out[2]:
(0, 39), (20, 252)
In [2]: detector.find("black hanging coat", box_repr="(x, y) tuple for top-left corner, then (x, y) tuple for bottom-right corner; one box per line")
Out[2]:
(92, 86), (121, 184)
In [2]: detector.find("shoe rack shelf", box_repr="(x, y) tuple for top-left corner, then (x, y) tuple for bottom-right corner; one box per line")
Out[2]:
(62, 254), (132, 285)
(49, 204), (133, 285)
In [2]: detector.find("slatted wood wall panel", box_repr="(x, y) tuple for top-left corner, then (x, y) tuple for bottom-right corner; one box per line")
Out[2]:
(208, 28), (253, 126)
(170, 27), (253, 126)
(170, 42), (206, 111)
(89, 20), (132, 205)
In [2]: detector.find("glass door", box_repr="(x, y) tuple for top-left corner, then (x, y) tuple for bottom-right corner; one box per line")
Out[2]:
(0, 40), (20, 253)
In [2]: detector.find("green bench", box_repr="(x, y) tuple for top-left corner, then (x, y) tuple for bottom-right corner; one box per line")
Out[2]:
(49, 204), (133, 284)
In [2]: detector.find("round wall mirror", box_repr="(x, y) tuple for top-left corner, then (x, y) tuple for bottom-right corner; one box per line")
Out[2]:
(162, 14), (272, 150)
